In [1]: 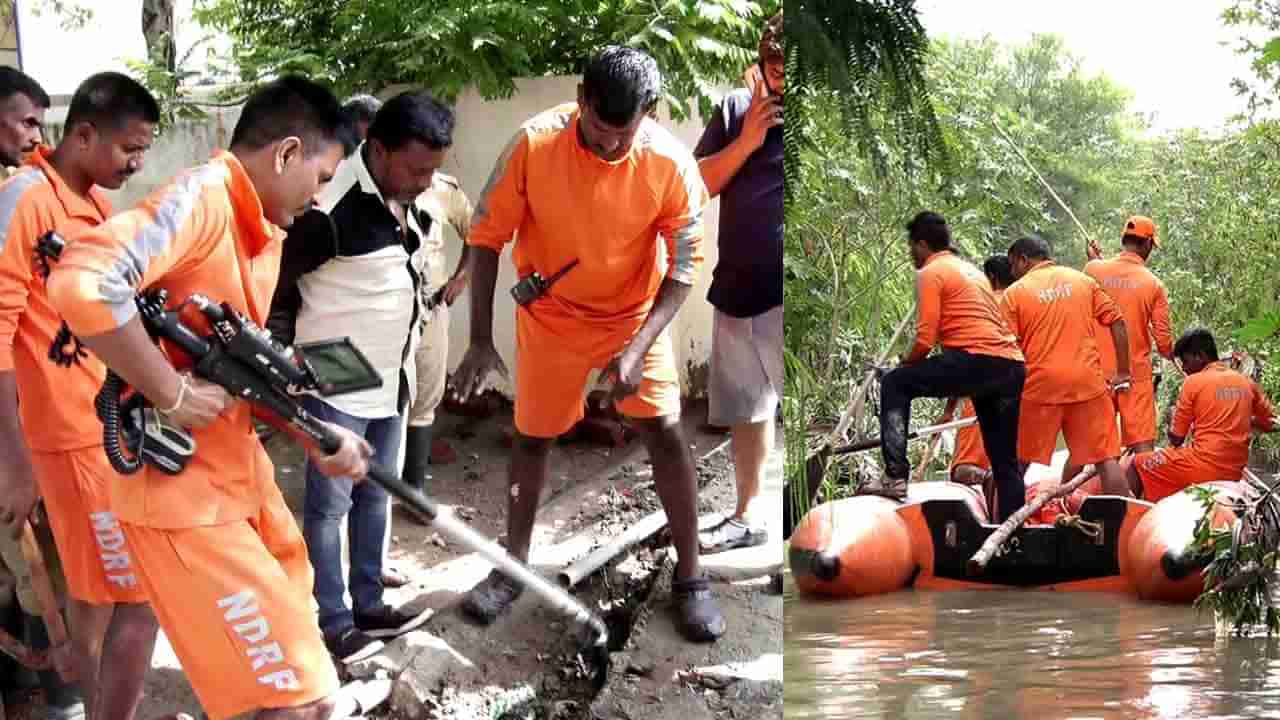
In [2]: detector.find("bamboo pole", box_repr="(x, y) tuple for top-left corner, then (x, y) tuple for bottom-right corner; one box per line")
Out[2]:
(829, 415), (978, 456)
(801, 306), (917, 510)
(20, 521), (73, 681)
(967, 467), (1099, 576)
(0, 626), (48, 670)
(991, 115), (1095, 252)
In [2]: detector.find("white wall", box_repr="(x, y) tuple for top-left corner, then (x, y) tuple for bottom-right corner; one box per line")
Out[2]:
(50, 75), (725, 397)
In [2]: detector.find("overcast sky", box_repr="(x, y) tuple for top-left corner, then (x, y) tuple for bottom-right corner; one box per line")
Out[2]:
(915, 0), (1262, 134)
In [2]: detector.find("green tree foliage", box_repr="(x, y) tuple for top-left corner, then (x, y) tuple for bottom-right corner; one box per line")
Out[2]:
(788, 0), (944, 173)
(183, 0), (777, 121)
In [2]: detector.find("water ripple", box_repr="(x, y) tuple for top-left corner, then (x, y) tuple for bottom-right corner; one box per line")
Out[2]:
(786, 582), (1280, 720)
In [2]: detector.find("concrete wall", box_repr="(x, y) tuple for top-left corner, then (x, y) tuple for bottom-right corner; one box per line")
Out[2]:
(45, 75), (725, 398)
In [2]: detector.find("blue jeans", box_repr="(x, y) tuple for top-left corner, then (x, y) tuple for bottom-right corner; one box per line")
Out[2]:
(301, 395), (402, 637)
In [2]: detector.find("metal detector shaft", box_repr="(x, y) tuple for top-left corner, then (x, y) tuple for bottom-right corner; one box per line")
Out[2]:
(831, 415), (977, 456)
(324, 438), (609, 647)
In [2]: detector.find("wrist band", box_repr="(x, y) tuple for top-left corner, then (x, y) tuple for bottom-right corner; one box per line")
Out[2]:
(159, 374), (190, 415)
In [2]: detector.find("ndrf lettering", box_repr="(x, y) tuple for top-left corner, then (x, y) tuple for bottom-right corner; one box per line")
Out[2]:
(88, 511), (137, 589)
(217, 590), (299, 691)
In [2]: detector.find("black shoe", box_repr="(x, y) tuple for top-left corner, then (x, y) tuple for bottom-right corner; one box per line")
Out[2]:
(460, 570), (523, 625)
(403, 425), (433, 491)
(354, 604), (433, 639)
(671, 575), (726, 643)
(856, 474), (908, 502)
(698, 517), (768, 554)
(324, 627), (384, 664)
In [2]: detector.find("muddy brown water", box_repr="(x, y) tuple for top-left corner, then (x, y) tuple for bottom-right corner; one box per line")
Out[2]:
(784, 575), (1280, 720)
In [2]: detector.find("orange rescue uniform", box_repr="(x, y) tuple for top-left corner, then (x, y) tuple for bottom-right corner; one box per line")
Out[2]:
(1085, 251), (1173, 446)
(1001, 261), (1123, 465)
(1134, 361), (1276, 502)
(46, 150), (338, 719)
(909, 252), (1022, 363)
(0, 145), (145, 605)
(467, 103), (706, 438)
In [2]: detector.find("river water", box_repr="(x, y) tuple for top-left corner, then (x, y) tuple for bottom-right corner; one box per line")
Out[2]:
(784, 574), (1280, 719)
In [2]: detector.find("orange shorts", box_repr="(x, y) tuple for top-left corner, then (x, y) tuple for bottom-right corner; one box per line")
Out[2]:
(31, 447), (147, 605)
(515, 310), (680, 438)
(951, 403), (990, 471)
(1133, 447), (1238, 504)
(1109, 379), (1157, 447)
(121, 478), (337, 720)
(1017, 393), (1120, 466)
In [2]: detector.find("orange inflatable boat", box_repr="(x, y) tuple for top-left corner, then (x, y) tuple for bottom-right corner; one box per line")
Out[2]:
(790, 451), (1247, 602)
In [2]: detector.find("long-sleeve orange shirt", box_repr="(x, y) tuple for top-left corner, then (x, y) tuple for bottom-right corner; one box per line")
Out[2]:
(46, 150), (285, 529)
(907, 251), (1022, 363)
(1001, 260), (1123, 405)
(1084, 251), (1172, 383)
(0, 145), (112, 452)
(1173, 361), (1276, 475)
(467, 102), (706, 345)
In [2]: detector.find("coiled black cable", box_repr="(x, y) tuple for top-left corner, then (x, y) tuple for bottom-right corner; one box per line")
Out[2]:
(95, 369), (142, 476)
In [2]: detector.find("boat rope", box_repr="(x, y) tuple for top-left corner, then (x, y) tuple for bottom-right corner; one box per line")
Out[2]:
(1054, 513), (1103, 541)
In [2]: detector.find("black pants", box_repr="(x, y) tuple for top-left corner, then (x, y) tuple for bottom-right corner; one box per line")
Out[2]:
(880, 349), (1026, 522)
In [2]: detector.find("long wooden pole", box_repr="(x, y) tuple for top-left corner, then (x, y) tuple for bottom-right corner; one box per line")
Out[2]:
(967, 467), (1098, 576)
(991, 116), (1094, 251)
(20, 521), (73, 681)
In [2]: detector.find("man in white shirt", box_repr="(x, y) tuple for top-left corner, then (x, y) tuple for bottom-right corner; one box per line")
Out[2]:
(267, 91), (449, 663)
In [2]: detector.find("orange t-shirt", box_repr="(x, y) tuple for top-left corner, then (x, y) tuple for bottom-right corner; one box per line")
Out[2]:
(0, 145), (112, 452)
(1084, 251), (1172, 382)
(46, 150), (285, 529)
(1172, 361), (1276, 475)
(1001, 260), (1123, 405)
(908, 252), (1022, 363)
(467, 103), (706, 344)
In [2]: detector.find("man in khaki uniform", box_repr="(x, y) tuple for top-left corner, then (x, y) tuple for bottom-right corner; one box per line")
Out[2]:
(402, 172), (473, 493)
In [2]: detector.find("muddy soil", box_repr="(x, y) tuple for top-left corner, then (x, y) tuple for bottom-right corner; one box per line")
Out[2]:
(1, 401), (780, 720)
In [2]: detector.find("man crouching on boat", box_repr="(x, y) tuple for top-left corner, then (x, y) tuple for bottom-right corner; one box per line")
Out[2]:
(1123, 327), (1278, 502)
(861, 212), (1028, 522)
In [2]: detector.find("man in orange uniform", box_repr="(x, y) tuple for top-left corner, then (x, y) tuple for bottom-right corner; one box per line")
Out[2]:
(1125, 328), (1277, 502)
(1002, 234), (1131, 495)
(1085, 215), (1173, 454)
(0, 72), (161, 720)
(866, 213), (1027, 521)
(448, 46), (723, 641)
(950, 255), (1017, 492)
(46, 76), (373, 720)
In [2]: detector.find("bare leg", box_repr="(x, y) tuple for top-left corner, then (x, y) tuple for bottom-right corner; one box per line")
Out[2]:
(1097, 458), (1129, 496)
(504, 434), (554, 563)
(95, 602), (158, 720)
(1121, 454), (1144, 497)
(728, 420), (770, 521)
(66, 598), (111, 719)
(632, 416), (700, 580)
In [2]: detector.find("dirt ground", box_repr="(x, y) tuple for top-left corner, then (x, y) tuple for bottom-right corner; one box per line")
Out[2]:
(2, 399), (782, 719)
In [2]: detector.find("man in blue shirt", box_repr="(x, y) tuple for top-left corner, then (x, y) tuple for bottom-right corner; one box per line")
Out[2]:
(692, 11), (783, 553)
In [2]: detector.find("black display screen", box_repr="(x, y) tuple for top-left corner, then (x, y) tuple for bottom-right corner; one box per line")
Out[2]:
(296, 338), (383, 397)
